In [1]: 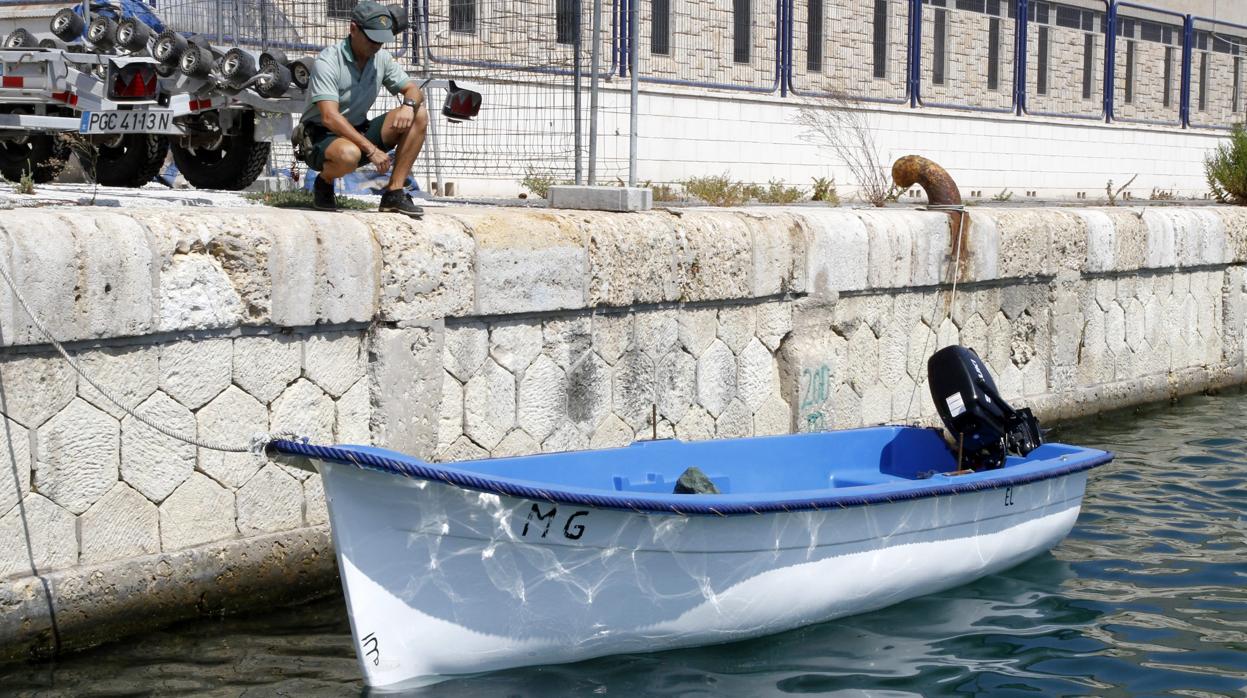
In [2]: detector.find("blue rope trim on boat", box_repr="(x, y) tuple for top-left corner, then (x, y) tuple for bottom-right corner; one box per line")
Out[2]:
(269, 440), (1114, 517)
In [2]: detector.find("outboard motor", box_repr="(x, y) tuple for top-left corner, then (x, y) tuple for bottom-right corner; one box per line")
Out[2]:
(927, 345), (1042, 470)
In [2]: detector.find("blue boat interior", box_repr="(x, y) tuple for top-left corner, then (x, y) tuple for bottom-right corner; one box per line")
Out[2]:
(343, 426), (1092, 496)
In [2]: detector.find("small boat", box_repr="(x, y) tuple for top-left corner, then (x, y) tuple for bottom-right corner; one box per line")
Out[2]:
(269, 346), (1112, 689)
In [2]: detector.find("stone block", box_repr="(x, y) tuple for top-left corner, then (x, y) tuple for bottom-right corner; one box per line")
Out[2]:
(489, 320), (543, 374)
(591, 312), (633, 364)
(304, 475), (328, 526)
(877, 325), (910, 388)
(197, 386), (268, 489)
(858, 210), (917, 289)
(963, 211), (1000, 282)
(695, 340), (737, 418)
(613, 349), (657, 432)
(678, 307), (719, 357)
(371, 323), (445, 459)
(542, 422), (589, 453)
(158, 253), (245, 332)
(77, 345), (158, 420)
(436, 372), (464, 455)
(1142, 209), (1178, 269)
(120, 391), (195, 504)
(791, 209), (869, 295)
(748, 213), (800, 296)
(443, 321), (489, 382)
(589, 414), (634, 449)
(159, 472), (236, 552)
(736, 339), (777, 413)
(715, 398), (752, 438)
(60, 211), (157, 341)
(567, 352), (612, 433)
(197, 211), (276, 323)
(549, 185), (652, 212)
(587, 213), (680, 306)
(674, 212), (753, 302)
(847, 325), (880, 394)
(0, 494), (76, 579)
(233, 335), (301, 405)
(543, 316), (593, 370)
(655, 349), (696, 424)
(493, 429), (540, 457)
(753, 394), (792, 436)
(438, 436), (488, 462)
(79, 482), (159, 564)
(270, 212), (379, 326)
(756, 301), (793, 351)
(457, 211), (588, 315)
(304, 332), (366, 399)
(370, 214), (474, 322)
(0, 211), (79, 347)
(1078, 210), (1117, 273)
(675, 406), (715, 441)
(0, 353), (77, 429)
(236, 465), (304, 535)
(1217, 208), (1247, 264)
(718, 305), (757, 355)
(271, 378), (335, 454)
(517, 355), (568, 443)
(160, 338), (231, 410)
(463, 358), (516, 451)
(35, 398), (119, 515)
(0, 417), (30, 516)
(335, 379), (371, 445)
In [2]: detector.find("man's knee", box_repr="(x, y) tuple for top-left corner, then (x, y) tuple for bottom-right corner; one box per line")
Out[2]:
(326, 141), (362, 167)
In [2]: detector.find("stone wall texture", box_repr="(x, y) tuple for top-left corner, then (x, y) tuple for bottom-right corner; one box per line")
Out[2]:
(2, 203), (1246, 660)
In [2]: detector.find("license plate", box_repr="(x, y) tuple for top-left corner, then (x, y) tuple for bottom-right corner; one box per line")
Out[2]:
(79, 110), (174, 135)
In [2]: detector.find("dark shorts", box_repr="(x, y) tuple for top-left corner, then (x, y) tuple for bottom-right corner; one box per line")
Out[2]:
(302, 117), (388, 172)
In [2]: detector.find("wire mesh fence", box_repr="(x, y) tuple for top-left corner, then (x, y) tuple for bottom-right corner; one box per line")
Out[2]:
(789, 0), (910, 103)
(918, 0), (1016, 113)
(635, 0), (780, 92)
(1187, 16), (1247, 130)
(1023, 0), (1107, 119)
(1110, 2), (1183, 126)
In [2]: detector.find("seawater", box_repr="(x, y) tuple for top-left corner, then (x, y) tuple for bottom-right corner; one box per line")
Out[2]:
(3, 391), (1246, 697)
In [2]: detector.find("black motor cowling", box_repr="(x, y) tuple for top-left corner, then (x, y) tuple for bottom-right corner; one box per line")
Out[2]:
(927, 345), (1042, 470)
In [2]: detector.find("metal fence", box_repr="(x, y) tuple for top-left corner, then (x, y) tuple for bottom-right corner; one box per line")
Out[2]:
(788, 0), (910, 103)
(1109, 2), (1183, 126)
(1022, 0), (1107, 120)
(918, 0), (1016, 113)
(635, 0), (781, 91)
(1187, 16), (1247, 130)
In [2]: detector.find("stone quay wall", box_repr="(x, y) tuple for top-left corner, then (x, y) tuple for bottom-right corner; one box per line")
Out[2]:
(1, 204), (1245, 661)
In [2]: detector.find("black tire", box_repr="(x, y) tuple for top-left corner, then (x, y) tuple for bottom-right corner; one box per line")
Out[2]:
(170, 112), (269, 190)
(0, 133), (70, 183)
(85, 133), (168, 187)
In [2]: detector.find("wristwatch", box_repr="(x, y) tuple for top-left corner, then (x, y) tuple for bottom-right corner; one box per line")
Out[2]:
(401, 98), (419, 110)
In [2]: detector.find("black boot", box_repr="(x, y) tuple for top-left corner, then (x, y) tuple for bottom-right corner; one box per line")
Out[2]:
(379, 187), (424, 218)
(312, 175), (336, 211)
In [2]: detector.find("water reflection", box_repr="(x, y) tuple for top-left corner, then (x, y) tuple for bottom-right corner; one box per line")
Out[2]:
(3, 391), (1246, 697)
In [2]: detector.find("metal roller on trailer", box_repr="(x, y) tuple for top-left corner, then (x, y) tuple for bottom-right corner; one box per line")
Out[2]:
(0, 1), (481, 191)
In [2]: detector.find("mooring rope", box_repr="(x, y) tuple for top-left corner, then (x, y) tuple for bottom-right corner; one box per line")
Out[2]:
(904, 204), (968, 422)
(0, 235), (298, 455)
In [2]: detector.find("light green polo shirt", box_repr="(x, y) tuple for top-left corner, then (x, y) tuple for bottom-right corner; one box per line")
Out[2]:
(300, 38), (411, 126)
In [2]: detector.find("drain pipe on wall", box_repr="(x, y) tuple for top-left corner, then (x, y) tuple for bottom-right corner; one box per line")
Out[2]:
(891, 154), (967, 272)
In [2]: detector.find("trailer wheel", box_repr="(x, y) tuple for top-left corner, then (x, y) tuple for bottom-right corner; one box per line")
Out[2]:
(84, 133), (168, 187)
(170, 113), (269, 191)
(0, 134), (70, 184)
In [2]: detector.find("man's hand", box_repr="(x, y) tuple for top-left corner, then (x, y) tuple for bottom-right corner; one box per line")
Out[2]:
(392, 102), (415, 131)
(367, 147), (391, 175)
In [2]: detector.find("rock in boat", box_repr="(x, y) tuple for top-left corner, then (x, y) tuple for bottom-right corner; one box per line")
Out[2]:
(268, 346), (1112, 689)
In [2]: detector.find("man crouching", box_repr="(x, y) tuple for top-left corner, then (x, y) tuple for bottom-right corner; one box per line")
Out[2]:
(299, 1), (426, 217)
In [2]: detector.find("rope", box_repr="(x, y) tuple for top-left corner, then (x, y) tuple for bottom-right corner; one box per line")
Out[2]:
(0, 234), (296, 455)
(904, 204), (968, 422)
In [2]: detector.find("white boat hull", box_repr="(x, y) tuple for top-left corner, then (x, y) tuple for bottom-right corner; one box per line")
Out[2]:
(316, 460), (1088, 689)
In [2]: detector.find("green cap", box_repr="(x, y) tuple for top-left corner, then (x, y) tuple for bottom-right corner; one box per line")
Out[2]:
(352, 1), (396, 44)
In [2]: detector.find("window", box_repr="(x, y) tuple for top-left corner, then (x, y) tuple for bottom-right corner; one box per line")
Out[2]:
(933, 7), (947, 85)
(872, 0), (888, 78)
(1162, 46), (1172, 107)
(807, 0), (822, 71)
(328, 0), (356, 21)
(449, 0), (474, 33)
(1082, 33), (1095, 100)
(1236, 57), (1243, 113)
(1037, 26), (1048, 95)
(1124, 40), (1135, 104)
(1199, 51), (1208, 111)
(733, 0), (750, 64)
(652, 0), (670, 55)
(987, 17), (999, 91)
(557, 0), (578, 45)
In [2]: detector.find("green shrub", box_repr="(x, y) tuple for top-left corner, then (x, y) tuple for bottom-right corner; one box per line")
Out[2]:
(520, 167), (557, 199)
(1205, 124), (1247, 204)
(811, 176), (839, 204)
(682, 173), (752, 207)
(243, 190), (373, 210)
